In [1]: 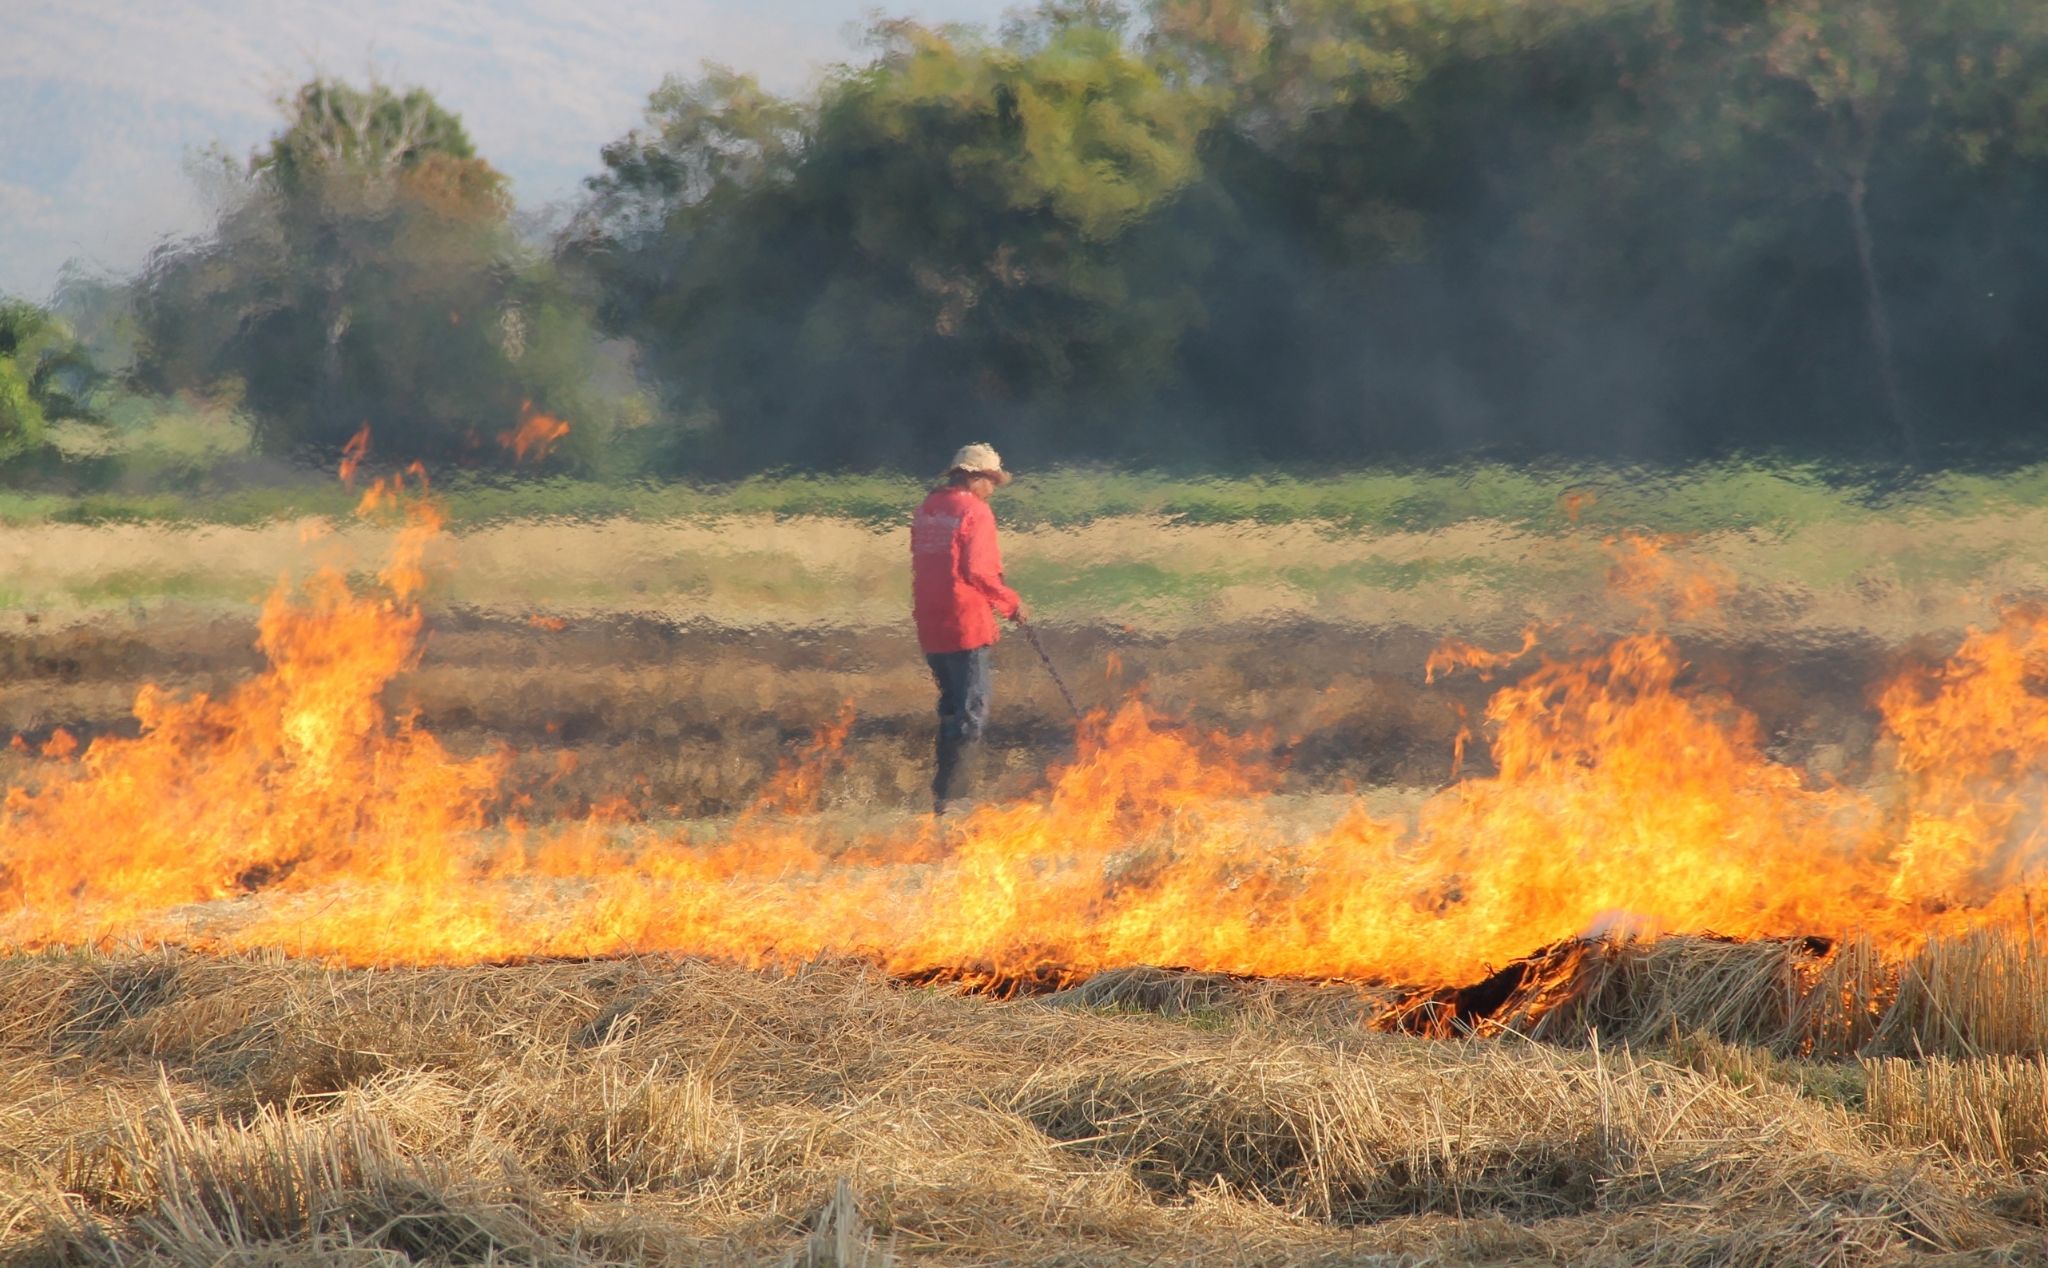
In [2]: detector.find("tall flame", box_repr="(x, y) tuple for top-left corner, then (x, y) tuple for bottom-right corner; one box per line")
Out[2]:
(0, 473), (502, 949)
(4, 501), (2047, 986)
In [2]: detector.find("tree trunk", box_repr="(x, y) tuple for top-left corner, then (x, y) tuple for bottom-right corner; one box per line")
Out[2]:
(1845, 174), (1918, 463)
(317, 265), (349, 437)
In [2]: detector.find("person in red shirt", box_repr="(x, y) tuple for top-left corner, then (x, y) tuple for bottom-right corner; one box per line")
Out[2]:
(912, 442), (1029, 814)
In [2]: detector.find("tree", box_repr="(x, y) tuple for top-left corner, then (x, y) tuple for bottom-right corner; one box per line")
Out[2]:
(571, 16), (1213, 470)
(137, 79), (607, 465)
(1699, 0), (2048, 461)
(1736, 1), (1921, 458)
(0, 347), (46, 467)
(1144, 0), (1712, 458)
(0, 298), (99, 465)
(257, 80), (484, 198)
(1139, 0), (2048, 462)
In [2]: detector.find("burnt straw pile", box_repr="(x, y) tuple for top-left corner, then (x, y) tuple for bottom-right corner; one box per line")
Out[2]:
(917, 922), (2048, 1061)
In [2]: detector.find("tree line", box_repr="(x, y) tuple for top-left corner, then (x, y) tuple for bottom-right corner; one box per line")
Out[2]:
(9, 0), (2048, 479)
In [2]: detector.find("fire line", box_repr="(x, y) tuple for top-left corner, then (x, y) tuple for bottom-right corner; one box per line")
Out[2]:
(6, 477), (2048, 998)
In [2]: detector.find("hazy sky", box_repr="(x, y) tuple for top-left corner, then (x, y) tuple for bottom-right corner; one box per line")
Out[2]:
(0, 0), (1013, 302)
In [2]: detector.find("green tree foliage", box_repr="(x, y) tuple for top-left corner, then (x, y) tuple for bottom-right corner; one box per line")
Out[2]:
(1726, 0), (2048, 458)
(105, 5), (2048, 474)
(1137, 0), (2048, 461)
(0, 298), (99, 464)
(136, 79), (608, 466)
(0, 357), (44, 467)
(563, 0), (2048, 469)
(571, 9), (1213, 471)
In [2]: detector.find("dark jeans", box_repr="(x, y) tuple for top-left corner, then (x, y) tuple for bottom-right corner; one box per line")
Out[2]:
(927, 646), (992, 812)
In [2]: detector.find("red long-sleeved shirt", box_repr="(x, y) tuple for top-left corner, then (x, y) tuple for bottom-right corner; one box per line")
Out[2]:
(911, 486), (1021, 653)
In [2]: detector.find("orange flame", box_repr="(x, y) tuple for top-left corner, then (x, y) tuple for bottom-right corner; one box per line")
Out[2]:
(0, 566), (500, 951)
(753, 702), (857, 818)
(1878, 606), (2048, 903)
(5, 528), (2048, 988)
(338, 425), (371, 487)
(500, 402), (571, 463)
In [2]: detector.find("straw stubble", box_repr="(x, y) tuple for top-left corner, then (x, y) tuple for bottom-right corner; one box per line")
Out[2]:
(3, 949), (2043, 1265)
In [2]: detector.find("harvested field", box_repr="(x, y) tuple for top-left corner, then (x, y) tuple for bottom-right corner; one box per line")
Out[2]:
(5, 503), (2048, 637)
(8, 507), (2048, 1263)
(6, 949), (2048, 1266)
(0, 606), (1901, 818)
(0, 504), (2017, 817)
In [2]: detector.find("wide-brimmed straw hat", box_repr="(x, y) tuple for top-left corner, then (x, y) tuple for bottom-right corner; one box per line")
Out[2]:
(946, 442), (1012, 486)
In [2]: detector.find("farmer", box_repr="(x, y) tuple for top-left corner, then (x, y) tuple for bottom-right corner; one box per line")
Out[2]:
(911, 443), (1028, 815)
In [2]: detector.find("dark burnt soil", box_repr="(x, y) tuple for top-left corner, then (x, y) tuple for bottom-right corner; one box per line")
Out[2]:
(0, 609), (1898, 820)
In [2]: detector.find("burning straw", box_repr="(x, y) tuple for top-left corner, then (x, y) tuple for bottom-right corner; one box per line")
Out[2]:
(1012, 920), (2048, 1064)
(9, 461), (2048, 1061)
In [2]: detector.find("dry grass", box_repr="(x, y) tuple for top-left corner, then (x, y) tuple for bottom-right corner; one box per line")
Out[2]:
(1867, 925), (2048, 1058)
(42, 1089), (550, 1266)
(3, 950), (2043, 1266)
(7, 502), (2048, 642)
(1492, 938), (1819, 1050)
(0, 607), (1490, 815)
(8, 513), (2048, 1261)
(0, 604), (1895, 821)
(1376, 925), (2048, 1071)
(1865, 1054), (2048, 1173)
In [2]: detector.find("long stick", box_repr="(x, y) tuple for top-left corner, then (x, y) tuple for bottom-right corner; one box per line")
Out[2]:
(1018, 619), (1083, 722)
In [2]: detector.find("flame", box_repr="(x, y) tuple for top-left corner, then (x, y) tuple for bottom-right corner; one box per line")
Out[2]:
(0, 487), (501, 952)
(500, 401), (571, 463)
(4, 522), (2048, 991)
(1878, 606), (2048, 903)
(338, 425), (371, 486)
